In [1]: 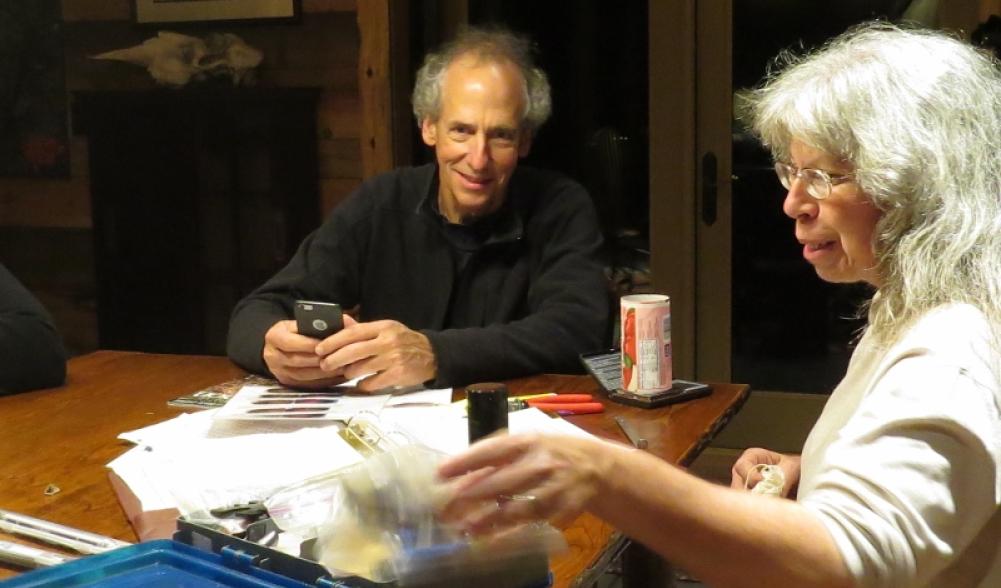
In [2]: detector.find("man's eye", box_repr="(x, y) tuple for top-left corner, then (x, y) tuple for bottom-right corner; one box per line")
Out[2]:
(489, 131), (517, 146)
(449, 126), (473, 137)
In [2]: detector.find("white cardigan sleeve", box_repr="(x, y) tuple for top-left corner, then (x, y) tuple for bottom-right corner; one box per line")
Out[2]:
(798, 306), (1001, 587)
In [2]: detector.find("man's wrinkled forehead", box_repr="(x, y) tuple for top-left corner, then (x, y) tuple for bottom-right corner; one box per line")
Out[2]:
(438, 53), (528, 120)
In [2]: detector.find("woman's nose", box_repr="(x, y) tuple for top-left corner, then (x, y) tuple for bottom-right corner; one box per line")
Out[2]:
(781, 177), (818, 220)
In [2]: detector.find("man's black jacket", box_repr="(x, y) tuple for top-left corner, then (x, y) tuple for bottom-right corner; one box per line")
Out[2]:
(226, 164), (609, 387)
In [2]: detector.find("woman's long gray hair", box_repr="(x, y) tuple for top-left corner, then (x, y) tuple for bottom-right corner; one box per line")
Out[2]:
(743, 22), (1001, 347)
(411, 26), (551, 133)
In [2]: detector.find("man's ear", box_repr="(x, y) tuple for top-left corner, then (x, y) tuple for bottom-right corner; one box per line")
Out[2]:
(518, 129), (533, 158)
(420, 119), (437, 147)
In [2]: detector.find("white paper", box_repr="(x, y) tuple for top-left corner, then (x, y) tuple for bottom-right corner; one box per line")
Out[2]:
(119, 409), (218, 445)
(109, 424), (363, 513)
(384, 387), (453, 407)
(107, 448), (177, 511)
(110, 386), (580, 514)
(378, 405), (598, 456)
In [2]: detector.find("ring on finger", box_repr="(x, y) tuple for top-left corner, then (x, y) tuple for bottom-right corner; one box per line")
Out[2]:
(496, 493), (542, 519)
(498, 493), (537, 505)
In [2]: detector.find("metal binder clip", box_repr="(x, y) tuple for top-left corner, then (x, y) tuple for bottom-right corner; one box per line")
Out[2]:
(209, 501), (268, 520)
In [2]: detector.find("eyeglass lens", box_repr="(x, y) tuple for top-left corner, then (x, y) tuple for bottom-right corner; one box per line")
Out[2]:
(774, 162), (829, 199)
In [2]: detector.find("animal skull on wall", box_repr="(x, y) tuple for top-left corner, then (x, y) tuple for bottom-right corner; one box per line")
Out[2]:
(92, 32), (263, 87)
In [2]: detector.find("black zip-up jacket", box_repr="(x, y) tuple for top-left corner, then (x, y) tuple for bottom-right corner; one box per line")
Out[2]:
(0, 264), (67, 394)
(226, 163), (609, 387)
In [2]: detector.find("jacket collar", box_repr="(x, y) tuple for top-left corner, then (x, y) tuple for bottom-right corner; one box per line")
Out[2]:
(415, 163), (525, 246)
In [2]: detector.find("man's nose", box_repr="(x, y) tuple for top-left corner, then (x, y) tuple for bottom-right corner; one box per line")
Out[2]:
(467, 135), (490, 171)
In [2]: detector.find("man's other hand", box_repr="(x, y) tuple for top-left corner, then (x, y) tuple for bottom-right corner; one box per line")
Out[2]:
(316, 317), (438, 391)
(262, 319), (345, 389)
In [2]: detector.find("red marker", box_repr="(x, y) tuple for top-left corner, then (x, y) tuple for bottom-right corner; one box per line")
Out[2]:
(523, 394), (604, 415)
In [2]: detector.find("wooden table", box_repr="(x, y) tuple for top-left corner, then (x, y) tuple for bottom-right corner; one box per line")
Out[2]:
(0, 351), (749, 586)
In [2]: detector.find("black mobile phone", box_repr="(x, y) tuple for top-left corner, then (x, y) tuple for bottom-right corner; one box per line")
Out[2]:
(294, 300), (343, 339)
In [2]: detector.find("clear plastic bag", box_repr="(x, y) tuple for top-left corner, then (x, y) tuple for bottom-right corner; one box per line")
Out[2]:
(311, 444), (566, 585)
(264, 412), (414, 537)
(266, 417), (565, 585)
(313, 444), (447, 582)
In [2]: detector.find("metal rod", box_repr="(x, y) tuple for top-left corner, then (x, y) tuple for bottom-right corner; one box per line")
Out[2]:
(614, 416), (648, 449)
(0, 540), (76, 568)
(0, 509), (131, 555)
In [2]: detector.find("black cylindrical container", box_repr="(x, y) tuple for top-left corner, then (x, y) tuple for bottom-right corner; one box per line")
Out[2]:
(466, 382), (509, 444)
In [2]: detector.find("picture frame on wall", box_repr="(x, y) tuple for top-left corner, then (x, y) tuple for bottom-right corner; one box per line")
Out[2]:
(133, 0), (300, 26)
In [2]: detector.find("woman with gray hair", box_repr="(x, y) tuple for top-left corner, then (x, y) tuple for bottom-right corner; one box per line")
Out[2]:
(437, 23), (1001, 587)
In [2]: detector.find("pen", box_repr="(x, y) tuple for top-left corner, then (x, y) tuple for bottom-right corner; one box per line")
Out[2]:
(554, 406), (604, 416)
(508, 394), (605, 415)
(0, 540), (76, 568)
(544, 402), (604, 416)
(457, 392), (555, 410)
(0, 509), (131, 555)
(527, 394), (593, 404)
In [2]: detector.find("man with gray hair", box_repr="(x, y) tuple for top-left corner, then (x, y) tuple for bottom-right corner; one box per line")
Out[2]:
(227, 27), (608, 391)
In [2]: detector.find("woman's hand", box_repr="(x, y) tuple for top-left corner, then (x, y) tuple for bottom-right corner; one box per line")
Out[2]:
(436, 433), (627, 534)
(730, 447), (801, 498)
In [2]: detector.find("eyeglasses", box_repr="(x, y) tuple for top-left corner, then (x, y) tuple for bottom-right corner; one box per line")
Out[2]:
(774, 161), (854, 200)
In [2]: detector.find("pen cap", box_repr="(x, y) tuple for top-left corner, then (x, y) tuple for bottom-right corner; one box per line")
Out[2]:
(466, 382), (509, 444)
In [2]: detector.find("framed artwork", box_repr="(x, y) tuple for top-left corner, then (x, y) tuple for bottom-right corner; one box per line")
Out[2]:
(133, 0), (300, 25)
(0, 0), (69, 178)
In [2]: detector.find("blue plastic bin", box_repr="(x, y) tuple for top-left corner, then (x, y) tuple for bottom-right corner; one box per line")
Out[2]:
(0, 539), (319, 587)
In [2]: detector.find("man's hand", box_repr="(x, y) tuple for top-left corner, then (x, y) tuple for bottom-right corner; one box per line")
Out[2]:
(262, 320), (346, 389)
(730, 447), (801, 498)
(316, 317), (437, 391)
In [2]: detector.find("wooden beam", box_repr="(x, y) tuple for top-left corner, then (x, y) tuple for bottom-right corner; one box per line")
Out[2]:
(317, 90), (362, 139)
(320, 178), (362, 216)
(981, 0), (1001, 19)
(649, 0), (697, 379)
(317, 138), (363, 178)
(304, 0), (357, 13)
(357, 0), (395, 177)
(390, 0), (413, 166)
(61, 0), (130, 22)
(65, 0), (359, 22)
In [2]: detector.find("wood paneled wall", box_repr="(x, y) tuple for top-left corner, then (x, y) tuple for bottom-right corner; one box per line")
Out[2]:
(1, 0), (396, 355)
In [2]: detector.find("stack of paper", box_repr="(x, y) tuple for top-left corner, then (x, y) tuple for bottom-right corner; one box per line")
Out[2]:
(108, 411), (363, 514)
(108, 382), (594, 519)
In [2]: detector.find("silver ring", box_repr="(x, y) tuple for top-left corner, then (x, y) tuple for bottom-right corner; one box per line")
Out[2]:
(498, 493), (536, 503)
